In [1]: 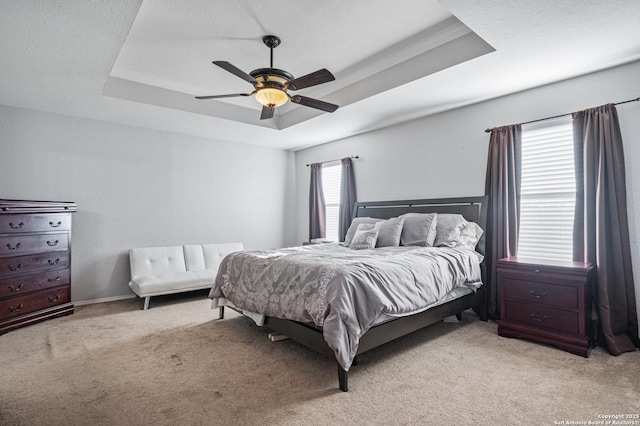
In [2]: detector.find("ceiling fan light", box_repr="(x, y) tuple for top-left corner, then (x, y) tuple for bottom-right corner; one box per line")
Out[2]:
(255, 88), (288, 107)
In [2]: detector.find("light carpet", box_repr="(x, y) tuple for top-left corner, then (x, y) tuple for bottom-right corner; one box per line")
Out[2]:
(1, 292), (638, 426)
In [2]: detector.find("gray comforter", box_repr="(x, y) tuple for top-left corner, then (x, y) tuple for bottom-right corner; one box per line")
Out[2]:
(209, 243), (482, 370)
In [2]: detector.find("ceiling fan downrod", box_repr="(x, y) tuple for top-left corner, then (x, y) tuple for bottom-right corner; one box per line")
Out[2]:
(262, 35), (281, 68)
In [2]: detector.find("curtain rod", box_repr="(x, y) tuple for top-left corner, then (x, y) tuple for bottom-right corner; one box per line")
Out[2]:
(306, 155), (359, 167)
(484, 96), (640, 133)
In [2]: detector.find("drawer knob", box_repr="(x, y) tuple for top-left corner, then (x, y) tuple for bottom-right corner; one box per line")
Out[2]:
(48, 295), (61, 303)
(47, 240), (59, 247)
(529, 290), (548, 299)
(6, 242), (21, 250)
(48, 258), (60, 266)
(49, 221), (62, 228)
(534, 269), (540, 273)
(8, 283), (24, 292)
(8, 303), (24, 313)
(48, 276), (61, 282)
(8, 263), (23, 271)
(530, 313), (548, 322)
(9, 221), (24, 229)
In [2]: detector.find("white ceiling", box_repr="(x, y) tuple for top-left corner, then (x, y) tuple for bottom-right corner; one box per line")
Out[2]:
(1, 1), (640, 150)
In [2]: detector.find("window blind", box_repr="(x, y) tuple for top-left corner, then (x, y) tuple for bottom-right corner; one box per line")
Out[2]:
(518, 120), (575, 261)
(322, 163), (342, 241)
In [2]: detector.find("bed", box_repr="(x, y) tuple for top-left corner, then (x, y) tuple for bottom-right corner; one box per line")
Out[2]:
(209, 196), (489, 392)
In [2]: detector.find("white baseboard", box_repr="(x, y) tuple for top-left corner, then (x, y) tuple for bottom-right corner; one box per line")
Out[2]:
(74, 294), (137, 306)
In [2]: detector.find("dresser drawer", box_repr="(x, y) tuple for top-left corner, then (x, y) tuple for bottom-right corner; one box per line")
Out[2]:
(503, 278), (578, 309)
(0, 213), (71, 234)
(0, 286), (70, 321)
(0, 233), (69, 256)
(0, 252), (70, 277)
(0, 269), (70, 298)
(504, 300), (579, 334)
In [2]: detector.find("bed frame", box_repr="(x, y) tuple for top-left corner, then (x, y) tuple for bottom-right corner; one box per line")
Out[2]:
(228, 196), (489, 392)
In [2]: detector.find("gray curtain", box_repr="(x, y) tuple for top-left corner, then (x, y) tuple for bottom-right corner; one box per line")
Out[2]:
(309, 163), (326, 241)
(572, 104), (640, 354)
(484, 124), (522, 319)
(338, 157), (357, 242)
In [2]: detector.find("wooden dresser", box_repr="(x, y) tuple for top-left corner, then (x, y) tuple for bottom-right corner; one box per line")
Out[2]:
(0, 200), (77, 335)
(497, 256), (595, 357)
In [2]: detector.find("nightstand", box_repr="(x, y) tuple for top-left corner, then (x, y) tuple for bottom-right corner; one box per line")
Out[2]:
(497, 256), (595, 357)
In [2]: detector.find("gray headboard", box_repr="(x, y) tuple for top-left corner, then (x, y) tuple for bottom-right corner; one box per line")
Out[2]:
(352, 195), (488, 255)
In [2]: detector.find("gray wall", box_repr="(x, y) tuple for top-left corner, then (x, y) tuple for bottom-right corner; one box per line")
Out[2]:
(0, 105), (296, 303)
(295, 59), (640, 324)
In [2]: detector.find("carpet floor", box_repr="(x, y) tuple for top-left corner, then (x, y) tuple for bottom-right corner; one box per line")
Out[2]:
(1, 292), (638, 426)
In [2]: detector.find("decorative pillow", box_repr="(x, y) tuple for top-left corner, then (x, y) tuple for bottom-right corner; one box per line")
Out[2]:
(434, 214), (468, 247)
(375, 217), (405, 247)
(455, 221), (484, 250)
(399, 213), (437, 247)
(348, 223), (379, 250)
(343, 217), (383, 245)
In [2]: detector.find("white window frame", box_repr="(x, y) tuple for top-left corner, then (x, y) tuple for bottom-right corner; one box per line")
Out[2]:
(322, 162), (342, 242)
(518, 117), (576, 261)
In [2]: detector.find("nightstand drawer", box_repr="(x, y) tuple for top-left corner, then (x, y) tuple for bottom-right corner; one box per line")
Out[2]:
(504, 300), (579, 334)
(503, 279), (578, 309)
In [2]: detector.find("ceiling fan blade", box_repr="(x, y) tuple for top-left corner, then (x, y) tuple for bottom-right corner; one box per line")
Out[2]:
(286, 69), (335, 90)
(260, 105), (275, 120)
(195, 93), (252, 100)
(290, 95), (339, 113)
(213, 61), (257, 85)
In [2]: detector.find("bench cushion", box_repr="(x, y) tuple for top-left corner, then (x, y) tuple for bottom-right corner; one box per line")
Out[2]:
(129, 270), (216, 297)
(183, 243), (244, 274)
(129, 245), (186, 280)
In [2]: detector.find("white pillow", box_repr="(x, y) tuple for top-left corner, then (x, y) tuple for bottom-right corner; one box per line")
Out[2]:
(434, 214), (468, 247)
(455, 222), (484, 250)
(375, 217), (405, 247)
(343, 217), (383, 245)
(348, 223), (379, 250)
(399, 213), (437, 247)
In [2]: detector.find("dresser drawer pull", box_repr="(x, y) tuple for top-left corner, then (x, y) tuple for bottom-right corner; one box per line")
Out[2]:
(9, 221), (24, 229)
(47, 240), (59, 247)
(8, 304), (24, 313)
(530, 313), (548, 322)
(48, 258), (60, 266)
(48, 295), (61, 303)
(8, 283), (24, 292)
(529, 290), (548, 299)
(49, 221), (62, 228)
(48, 276), (61, 282)
(8, 263), (23, 271)
(6, 242), (21, 250)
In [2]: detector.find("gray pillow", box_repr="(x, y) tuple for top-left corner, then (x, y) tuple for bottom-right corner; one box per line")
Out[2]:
(399, 213), (437, 247)
(348, 223), (379, 250)
(435, 213), (469, 247)
(343, 217), (383, 245)
(375, 217), (405, 247)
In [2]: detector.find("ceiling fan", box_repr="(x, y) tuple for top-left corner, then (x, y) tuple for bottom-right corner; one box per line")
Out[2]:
(196, 35), (339, 120)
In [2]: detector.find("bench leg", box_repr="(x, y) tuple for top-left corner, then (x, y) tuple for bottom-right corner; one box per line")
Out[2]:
(143, 296), (150, 310)
(219, 306), (225, 320)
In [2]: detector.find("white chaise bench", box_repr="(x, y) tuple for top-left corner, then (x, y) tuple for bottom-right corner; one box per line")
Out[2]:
(128, 242), (243, 310)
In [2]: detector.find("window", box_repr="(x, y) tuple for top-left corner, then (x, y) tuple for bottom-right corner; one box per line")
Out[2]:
(322, 162), (342, 241)
(518, 118), (575, 261)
